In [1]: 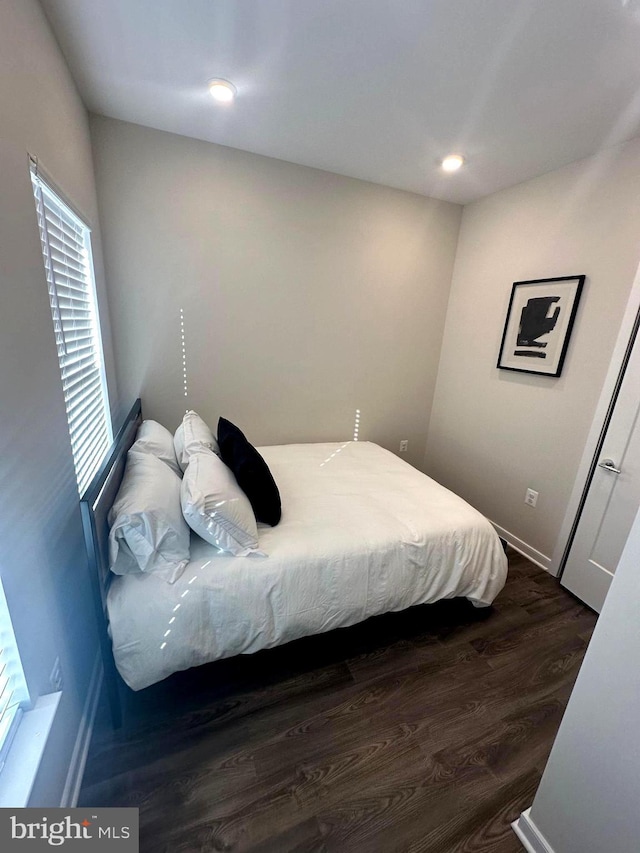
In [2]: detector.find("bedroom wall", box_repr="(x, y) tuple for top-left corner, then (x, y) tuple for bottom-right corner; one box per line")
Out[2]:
(425, 136), (640, 565)
(90, 116), (462, 470)
(0, 0), (118, 804)
(519, 507), (640, 852)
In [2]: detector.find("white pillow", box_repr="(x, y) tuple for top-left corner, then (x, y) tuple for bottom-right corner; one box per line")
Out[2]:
(174, 410), (220, 472)
(181, 450), (263, 556)
(131, 419), (182, 476)
(109, 450), (190, 583)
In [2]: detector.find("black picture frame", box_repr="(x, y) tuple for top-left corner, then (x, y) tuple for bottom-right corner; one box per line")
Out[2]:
(497, 275), (585, 377)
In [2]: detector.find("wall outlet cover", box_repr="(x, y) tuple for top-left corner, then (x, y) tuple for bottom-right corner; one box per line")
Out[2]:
(49, 657), (63, 692)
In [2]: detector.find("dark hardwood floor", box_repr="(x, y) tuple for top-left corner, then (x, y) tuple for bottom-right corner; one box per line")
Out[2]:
(79, 549), (597, 852)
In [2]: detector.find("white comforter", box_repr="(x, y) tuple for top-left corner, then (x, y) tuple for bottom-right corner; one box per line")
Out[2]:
(107, 441), (507, 690)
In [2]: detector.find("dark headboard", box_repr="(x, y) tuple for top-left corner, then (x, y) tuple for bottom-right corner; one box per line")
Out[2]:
(80, 398), (142, 727)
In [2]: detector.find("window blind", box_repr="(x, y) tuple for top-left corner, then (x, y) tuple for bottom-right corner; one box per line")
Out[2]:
(0, 579), (29, 773)
(30, 167), (112, 496)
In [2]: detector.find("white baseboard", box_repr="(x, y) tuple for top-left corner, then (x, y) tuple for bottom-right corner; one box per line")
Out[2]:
(512, 808), (556, 853)
(491, 522), (554, 575)
(60, 651), (103, 808)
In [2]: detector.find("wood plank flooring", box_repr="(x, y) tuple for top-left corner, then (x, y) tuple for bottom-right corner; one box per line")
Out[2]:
(79, 549), (597, 852)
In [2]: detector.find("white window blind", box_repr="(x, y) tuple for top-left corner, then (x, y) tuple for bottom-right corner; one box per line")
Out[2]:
(0, 579), (29, 773)
(30, 166), (112, 496)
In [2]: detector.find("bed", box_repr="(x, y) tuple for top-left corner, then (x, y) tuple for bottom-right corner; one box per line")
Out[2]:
(81, 401), (507, 720)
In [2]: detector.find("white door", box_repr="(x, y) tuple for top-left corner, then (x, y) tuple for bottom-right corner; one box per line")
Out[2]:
(561, 323), (640, 612)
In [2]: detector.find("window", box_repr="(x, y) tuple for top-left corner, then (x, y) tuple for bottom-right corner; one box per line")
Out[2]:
(0, 579), (29, 772)
(30, 165), (112, 495)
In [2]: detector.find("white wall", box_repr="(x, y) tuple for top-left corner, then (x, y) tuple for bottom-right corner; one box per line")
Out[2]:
(425, 138), (640, 563)
(517, 506), (640, 852)
(90, 116), (462, 470)
(0, 0), (117, 805)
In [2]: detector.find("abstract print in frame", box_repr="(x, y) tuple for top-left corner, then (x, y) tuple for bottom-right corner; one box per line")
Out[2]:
(497, 275), (585, 377)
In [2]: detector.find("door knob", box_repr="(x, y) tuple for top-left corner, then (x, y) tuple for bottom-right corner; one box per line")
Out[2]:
(598, 458), (621, 474)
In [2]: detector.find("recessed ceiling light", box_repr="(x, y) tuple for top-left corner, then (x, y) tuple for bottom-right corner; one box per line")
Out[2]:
(441, 154), (465, 172)
(208, 79), (236, 103)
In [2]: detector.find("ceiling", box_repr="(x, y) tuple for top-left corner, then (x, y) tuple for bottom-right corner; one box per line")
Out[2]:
(40, 0), (640, 204)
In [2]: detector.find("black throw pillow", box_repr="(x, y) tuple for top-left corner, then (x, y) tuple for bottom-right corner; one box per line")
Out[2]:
(217, 417), (281, 526)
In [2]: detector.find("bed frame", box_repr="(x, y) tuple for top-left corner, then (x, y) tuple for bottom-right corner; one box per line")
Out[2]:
(80, 398), (142, 728)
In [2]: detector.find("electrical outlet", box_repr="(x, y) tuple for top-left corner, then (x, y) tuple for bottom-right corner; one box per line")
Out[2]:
(525, 488), (539, 508)
(399, 440), (408, 453)
(49, 657), (63, 693)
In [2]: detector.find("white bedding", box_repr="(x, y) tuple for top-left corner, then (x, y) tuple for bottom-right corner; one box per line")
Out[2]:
(107, 441), (507, 690)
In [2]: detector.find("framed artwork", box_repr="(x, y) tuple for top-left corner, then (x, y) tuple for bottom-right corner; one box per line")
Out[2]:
(497, 275), (585, 377)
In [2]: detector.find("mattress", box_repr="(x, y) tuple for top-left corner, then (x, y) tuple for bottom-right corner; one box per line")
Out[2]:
(107, 441), (507, 690)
